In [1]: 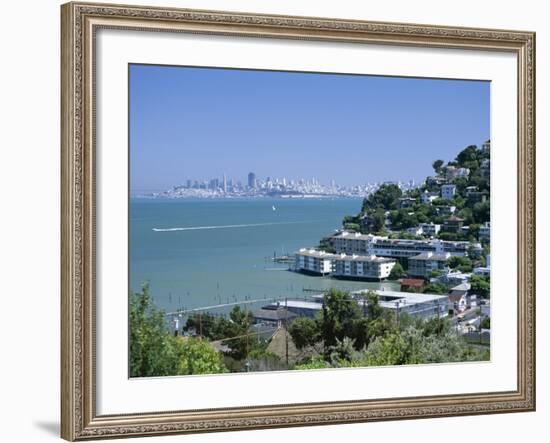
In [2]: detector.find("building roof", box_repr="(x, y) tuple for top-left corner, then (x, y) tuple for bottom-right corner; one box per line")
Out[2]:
(333, 253), (394, 263)
(400, 278), (425, 287)
(351, 289), (448, 309)
(296, 248), (337, 259)
(253, 307), (297, 322)
(331, 231), (471, 248)
(410, 252), (451, 261)
(267, 300), (323, 311)
(450, 282), (471, 292)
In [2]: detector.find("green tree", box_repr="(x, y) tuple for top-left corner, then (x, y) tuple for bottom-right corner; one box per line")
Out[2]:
(344, 222), (361, 232)
(429, 269), (443, 278)
(288, 317), (320, 350)
(222, 305), (254, 360)
(293, 356), (330, 370)
(470, 275), (491, 299)
(366, 290), (383, 321)
(362, 184), (402, 211)
(372, 209), (386, 232)
(468, 223), (481, 242)
(356, 327), (489, 367)
(321, 289), (361, 352)
(130, 284), (228, 377)
(130, 283), (179, 377)
(456, 145), (478, 166)
(389, 262), (406, 280)
(423, 283), (449, 295)
(447, 256), (473, 272)
(457, 207), (474, 225)
(173, 337), (228, 375)
(432, 159), (444, 174)
(472, 201), (490, 224)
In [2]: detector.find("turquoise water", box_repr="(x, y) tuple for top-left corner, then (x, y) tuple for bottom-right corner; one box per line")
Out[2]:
(130, 198), (398, 313)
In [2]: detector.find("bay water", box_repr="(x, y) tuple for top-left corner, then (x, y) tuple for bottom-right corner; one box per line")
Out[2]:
(130, 197), (399, 314)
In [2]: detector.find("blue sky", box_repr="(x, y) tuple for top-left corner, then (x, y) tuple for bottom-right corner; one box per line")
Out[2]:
(129, 64), (489, 191)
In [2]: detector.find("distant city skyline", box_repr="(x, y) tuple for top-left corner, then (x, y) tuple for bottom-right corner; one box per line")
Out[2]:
(130, 64), (490, 191)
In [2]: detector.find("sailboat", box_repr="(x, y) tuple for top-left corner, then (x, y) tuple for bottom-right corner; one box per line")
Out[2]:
(272, 205), (276, 211)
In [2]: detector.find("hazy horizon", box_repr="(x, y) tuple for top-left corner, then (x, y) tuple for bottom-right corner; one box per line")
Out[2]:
(130, 64), (490, 191)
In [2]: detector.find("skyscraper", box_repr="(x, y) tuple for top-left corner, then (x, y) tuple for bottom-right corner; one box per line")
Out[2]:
(247, 172), (256, 189)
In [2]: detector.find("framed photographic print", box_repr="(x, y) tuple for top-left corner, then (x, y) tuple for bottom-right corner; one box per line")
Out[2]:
(61, 2), (536, 440)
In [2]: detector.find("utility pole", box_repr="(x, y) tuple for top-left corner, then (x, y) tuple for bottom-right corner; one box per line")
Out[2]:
(437, 299), (441, 336)
(395, 301), (400, 331)
(285, 297), (289, 367)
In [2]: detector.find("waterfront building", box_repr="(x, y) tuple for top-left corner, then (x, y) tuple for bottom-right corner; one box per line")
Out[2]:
(408, 252), (451, 278)
(265, 300), (323, 318)
(329, 231), (477, 259)
(441, 184), (457, 200)
(332, 254), (396, 281)
(351, 289), (449, 320)
(419, 222), (441, 237)
(294, 249), (335, 275)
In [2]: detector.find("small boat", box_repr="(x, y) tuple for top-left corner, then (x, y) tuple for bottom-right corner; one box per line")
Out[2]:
(272, 205), (276, 211)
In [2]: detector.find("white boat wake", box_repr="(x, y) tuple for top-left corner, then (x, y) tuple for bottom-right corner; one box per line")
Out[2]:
(152, 220), (313, 232)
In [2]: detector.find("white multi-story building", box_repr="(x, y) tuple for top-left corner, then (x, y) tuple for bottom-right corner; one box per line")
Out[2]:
(294, 248), (396, 280)
(441, 184), (457, 200)
(408, 252), (451, 278)
(350, 290), (449, 320)
(294, 249), (335, 275)
(332, 254), (396, 280)
(329, 231), (479, 259)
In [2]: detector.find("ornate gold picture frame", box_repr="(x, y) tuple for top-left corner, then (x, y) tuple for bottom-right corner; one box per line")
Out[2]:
(61, 2), (535, 440)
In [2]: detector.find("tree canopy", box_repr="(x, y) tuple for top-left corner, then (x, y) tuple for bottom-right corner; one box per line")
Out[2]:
(130, 284), (228, 377)
(362, 183), (402, 212)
